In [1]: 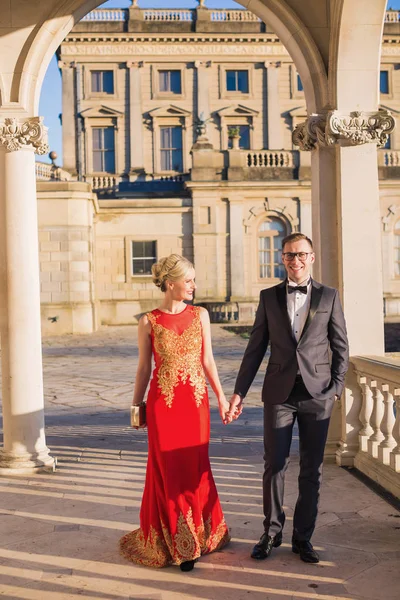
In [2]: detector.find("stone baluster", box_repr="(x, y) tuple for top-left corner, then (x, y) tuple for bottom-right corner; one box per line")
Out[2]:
(390, 389), (400, 472)
(377, 384), (396, 465)
(358, 375), (374, 452)
(367, 381), (385, 458)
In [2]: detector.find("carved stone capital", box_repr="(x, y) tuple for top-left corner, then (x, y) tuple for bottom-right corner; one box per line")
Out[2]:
(0, 117), (49, 154)
(292, 109), (395, 151)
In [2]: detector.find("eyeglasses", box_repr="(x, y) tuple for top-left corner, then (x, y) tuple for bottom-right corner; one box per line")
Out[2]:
(282, 252), (313, 262)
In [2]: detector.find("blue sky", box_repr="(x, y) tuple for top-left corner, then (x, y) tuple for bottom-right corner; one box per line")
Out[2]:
(39, 0), (400, 164)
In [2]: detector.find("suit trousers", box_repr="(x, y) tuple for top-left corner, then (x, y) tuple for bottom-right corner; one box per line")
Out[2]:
(263, 376), (334, 541)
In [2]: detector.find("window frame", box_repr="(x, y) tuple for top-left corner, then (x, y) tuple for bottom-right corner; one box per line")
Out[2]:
(256, 215), (288, 282)
(91, 126), (116, 174)
(125, 238), (157, 281)
(91, 70), (114, 95)
(159, 125), (184, 173)
(219, 64), (253, 99)
(379, 64), (394, 99)
(152, 64), (185, 100)
(290, 65), (305, 99)
(83, 63), (119, 100)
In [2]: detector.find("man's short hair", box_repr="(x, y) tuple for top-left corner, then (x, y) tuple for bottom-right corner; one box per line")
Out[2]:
(281, 232), (313, 251)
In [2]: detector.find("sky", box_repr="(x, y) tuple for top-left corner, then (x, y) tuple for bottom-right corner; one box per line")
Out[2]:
(39, 0), (400, 164)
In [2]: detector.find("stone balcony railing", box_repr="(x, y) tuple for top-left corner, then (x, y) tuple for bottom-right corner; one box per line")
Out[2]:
(227, 149), (299, 181)
(378, 149), (400, 167)
(385, 10), (400, 22)
(85, 175), (120, 190)
(349, 356), (400, 498)
(35, 161), (72, 182)
(76, 7), (267, 33)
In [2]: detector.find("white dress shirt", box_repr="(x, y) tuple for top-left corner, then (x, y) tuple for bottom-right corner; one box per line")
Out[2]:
(286, 278), (312, 343)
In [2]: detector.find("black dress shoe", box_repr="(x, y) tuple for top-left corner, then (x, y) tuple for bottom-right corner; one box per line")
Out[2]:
(180, 559), (195, 572)
(251, 532), (282, 560)
(292, 539), (319, 563)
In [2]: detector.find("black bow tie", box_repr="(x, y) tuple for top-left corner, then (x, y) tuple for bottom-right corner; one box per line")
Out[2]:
(288, 285), (308, 295)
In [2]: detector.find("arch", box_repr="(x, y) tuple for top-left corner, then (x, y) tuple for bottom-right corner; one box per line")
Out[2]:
(5, 0), (329, 116)
(330, 0), (387, 111)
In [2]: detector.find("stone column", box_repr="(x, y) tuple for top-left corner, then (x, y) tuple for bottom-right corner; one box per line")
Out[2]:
(265, 62), (283, 150)
(229, 199), (246, 299)
(127, 61), (145, 179)
(293, 109), (395, 465)
(60, 61), (77, 176)
(0, 116), (55, 474)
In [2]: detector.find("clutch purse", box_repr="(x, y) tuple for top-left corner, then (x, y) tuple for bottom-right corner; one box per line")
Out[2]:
(130, 403), (146, 428)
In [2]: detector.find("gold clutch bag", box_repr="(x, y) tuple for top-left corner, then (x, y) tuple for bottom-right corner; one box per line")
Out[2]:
(130, 403), (146, 428)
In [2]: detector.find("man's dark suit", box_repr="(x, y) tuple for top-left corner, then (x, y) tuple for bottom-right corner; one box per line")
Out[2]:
(234, 278), (349, 541)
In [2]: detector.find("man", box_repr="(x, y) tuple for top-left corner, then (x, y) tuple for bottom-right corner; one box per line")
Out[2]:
(228, 233), (349, 563)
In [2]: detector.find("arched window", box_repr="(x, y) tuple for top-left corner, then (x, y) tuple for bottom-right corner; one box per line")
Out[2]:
(258, 217), (287, 279)
(395, 220), (400, 278)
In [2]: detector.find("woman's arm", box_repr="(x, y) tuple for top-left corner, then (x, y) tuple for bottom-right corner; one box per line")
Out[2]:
(132, 314), (152, 406)
(199, 307), (229, 423)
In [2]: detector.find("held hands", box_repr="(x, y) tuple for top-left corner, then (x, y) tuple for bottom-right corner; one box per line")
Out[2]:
(218, 395), (231, 425)
(226, 394), (243, 424)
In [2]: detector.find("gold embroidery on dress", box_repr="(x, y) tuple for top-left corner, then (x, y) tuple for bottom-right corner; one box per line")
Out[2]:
(119, 509), (230, 568)
(147, 307), (206, 408)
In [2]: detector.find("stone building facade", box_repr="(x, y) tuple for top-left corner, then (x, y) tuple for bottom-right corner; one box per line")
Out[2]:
(37, 5), (400, 334)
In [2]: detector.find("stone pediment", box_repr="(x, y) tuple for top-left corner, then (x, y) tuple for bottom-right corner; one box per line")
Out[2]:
(217, 104), (259, 118)
(80, 105), (124, 118)
(148, 105), (192, 118)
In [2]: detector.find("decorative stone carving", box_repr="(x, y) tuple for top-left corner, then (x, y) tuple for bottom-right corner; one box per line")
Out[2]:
(292, 110), (395, 150)
(62, 43), (289, 57)
(0, 117), (49, 154)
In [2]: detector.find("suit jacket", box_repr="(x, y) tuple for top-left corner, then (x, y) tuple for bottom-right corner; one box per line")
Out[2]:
(234, 279), (349, 404)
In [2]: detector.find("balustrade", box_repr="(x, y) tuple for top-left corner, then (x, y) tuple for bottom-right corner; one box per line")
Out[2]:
(35, 162), (71, 181)
(385, 10), (400, 22)
(351, 356), (400, 497)
(81, 9), (127, 21)
(88, 175), (118, 190)
(143, 10), (193, 22)
(246, 150), (295, 168)
(210, 10), (260, 22)
(378, 150), (400, 167)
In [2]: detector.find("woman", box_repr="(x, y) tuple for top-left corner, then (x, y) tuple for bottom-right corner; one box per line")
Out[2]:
(120, 254), (231, 571)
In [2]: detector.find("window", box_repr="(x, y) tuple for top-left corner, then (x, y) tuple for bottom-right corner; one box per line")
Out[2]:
(384, 135), (391, 150)
(226, 70), (249, 93)
(91, 71), (114, 94)
(160, 126), (183, 172)
(131, 241), (157, 276)
(92, 127), (115, 173)
(227, 125), (250, 149)
(297, 74), (304, 92)
(380, 70), (389, 95)
(159, 70), (181, 94)
(258, 217), (287, 279)
(395, 221), (400, 278)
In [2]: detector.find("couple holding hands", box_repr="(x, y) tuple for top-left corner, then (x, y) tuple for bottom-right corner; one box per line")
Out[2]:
(120, 233), (349, 572)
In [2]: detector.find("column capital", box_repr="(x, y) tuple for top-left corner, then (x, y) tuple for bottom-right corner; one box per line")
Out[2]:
(0, 116), (49, 154)
(293, 109), (395, 151)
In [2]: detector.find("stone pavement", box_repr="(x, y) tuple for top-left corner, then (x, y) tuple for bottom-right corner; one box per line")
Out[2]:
(0, 325), (399, 600)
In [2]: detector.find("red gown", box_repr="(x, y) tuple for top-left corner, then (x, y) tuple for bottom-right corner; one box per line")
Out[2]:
(120, 305), (230, 567)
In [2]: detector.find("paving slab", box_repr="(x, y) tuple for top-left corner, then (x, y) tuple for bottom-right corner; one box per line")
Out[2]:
(0, 324), (399, 600)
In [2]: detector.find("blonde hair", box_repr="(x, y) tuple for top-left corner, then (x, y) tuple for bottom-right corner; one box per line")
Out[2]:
(151, 254), (194, 292)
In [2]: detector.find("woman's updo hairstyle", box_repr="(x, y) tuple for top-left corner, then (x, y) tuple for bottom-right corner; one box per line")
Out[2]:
(151, 254), (194, 292)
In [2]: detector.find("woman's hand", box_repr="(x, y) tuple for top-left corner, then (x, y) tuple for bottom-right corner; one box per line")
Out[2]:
(218, 395), (231, 425)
